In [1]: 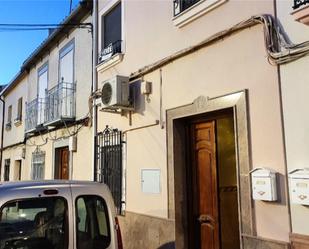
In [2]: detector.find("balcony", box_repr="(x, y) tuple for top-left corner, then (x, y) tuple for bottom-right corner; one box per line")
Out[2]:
(44, 81), (76, 126)
(25, 98), (45, 133)
(292, 0), (309, 25)
(173, 0), (200, 16)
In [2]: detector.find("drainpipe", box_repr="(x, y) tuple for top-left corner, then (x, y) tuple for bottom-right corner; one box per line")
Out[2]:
(92, 0), (98, 181)
(0, 96), (5, 181)
(273, 0), (293, 234)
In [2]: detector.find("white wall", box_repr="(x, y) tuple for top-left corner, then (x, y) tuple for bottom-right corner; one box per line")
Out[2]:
(97, 23), (290, 241)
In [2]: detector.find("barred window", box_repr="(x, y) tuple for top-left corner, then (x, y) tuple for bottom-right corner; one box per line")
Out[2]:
(32, 148), (45, 180)
(95, 126), (123, 214)
(174, 0), (201, 16)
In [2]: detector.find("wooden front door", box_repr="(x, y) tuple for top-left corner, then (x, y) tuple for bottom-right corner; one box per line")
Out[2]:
(55, 147), (69, 180)
(189, 121), (220, 249)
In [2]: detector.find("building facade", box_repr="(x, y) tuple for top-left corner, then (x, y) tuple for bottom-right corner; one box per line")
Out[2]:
(1, 0), (309, 249)
(93, 0), (297, 248)
(0, 1), (93, 183)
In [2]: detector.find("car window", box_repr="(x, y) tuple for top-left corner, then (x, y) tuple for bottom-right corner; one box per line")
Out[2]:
(0, 197), (68, 249)
(76, 195), (110, 249)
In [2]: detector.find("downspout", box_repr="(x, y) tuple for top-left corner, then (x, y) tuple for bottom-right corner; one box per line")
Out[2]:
(273, 0), (293, 234)
(92, 0), (98, 181)
(0, 96), (5, 181)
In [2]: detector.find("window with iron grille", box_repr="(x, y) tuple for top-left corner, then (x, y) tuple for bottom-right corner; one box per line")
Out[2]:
(174, 0), (201, 16)
(32, 148), (45, 180)
(95, 126), (123, 214)
(293, 0), (309, 10)
(4, 159), (10, 181)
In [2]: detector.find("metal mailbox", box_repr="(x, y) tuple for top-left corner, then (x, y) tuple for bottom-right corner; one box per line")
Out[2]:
(289, 168), (309, 205)
(250, 168), (277, 201)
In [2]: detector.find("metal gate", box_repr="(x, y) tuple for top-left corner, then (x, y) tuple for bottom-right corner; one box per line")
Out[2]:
(95, 126), (123, 214)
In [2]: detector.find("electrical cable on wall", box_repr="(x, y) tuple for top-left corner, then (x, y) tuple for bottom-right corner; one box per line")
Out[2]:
(130, 14), (309, 81)
(25, 111), (91, 147)
(0, 23), (92, 32)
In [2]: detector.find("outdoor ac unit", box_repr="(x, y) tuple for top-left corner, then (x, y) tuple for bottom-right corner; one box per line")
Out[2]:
(99, 75), (130, 109)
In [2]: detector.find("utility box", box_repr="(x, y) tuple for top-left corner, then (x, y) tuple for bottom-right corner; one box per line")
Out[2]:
(69, 136), (77, 152)
(289, 168), (309, 205)
(251, 168), (278, 201)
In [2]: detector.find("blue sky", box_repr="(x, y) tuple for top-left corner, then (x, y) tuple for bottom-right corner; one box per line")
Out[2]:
(0, 0), (80, 85)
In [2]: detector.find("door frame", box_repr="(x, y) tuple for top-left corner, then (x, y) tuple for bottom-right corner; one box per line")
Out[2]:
(53, 139), (70, 180)
(54, 146), (70, 180)
(166, 90), (254, 249)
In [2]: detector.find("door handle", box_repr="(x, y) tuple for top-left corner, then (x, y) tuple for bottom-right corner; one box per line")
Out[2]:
(197, 214), (214, 224)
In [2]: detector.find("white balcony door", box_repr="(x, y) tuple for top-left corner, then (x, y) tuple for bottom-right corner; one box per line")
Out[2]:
(38, 64), (48, 125)
(59, 42), (74, 117)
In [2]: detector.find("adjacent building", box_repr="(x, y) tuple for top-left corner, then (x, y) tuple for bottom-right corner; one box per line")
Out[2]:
(0, 1), (93, 183)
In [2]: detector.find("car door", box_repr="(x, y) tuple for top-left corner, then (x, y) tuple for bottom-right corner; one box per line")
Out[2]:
(70, 183), (117, 249)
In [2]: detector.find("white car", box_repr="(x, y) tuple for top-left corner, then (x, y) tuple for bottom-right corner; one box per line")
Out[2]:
(0, 180), (123, 249)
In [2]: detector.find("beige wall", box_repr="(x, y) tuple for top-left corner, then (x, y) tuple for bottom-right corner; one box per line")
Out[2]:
(97, 0), (274, 79)
(97, 13), (290, 242)
(277, 1), (309, 236)
(3, 77), (27, 148)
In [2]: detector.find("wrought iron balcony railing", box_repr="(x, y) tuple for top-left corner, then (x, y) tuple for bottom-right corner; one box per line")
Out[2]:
(25, 98), (45, 133)
(98, 40), (122, 64)
(174, 0), (201, 16)
(293, 0), (309, 9)
(44, 81), (76, 126)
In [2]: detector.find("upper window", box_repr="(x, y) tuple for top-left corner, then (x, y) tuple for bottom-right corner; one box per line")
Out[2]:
(174, 0), (201, 16)
(0, 197), (68, 249)
(6, 105), (12, 130)
(37, 64), (48, 125)
(293, 0), (309, 10)
(76, 195), (111, 249)
(15, 97), (23, 123)
(32, 148), (45, 180)
(59, 41), (74, 83)
(99, 2), (122, 63)
(173, 0), (227, 28)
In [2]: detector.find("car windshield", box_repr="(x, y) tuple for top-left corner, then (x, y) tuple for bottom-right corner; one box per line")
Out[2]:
(0, 197), (67, 249)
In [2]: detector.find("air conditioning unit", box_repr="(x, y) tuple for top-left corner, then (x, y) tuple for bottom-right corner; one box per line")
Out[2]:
(99, 75), (130, 109)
